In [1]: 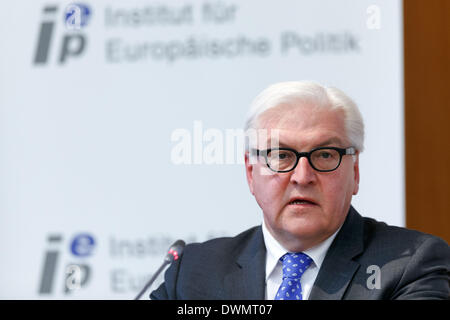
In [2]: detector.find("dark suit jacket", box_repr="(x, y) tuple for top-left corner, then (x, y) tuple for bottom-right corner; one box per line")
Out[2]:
(150, 206), (450, 299)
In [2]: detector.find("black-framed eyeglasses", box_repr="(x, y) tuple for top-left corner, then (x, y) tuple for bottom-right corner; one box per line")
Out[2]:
(251, 146), (356, 173)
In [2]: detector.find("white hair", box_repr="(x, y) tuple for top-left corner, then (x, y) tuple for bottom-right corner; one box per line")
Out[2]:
(244, 81), (365, 152)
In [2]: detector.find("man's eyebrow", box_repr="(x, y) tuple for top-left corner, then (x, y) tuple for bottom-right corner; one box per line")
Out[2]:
(277, 141), (293, 148)
(314, 138), (345, 148)
(263, 137), (344, 149)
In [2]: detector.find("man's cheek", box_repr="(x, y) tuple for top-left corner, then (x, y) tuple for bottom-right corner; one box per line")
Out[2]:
(257, 165), (276, 176)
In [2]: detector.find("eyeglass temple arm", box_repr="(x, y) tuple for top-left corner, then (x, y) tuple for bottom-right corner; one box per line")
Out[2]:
(249, 149), (261, 156)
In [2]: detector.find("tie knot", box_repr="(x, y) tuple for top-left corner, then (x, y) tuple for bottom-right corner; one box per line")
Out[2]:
(280, 252), (312, 279)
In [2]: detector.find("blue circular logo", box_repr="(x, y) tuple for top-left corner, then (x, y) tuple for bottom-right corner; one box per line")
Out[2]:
(70, 233), (95, 257)
(64, 3), (91, 29)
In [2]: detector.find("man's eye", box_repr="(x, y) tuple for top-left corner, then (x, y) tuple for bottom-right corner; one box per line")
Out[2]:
(269, 151), (293, 161)
(319, 152), (332, 159)
(278, 152), (295, 160)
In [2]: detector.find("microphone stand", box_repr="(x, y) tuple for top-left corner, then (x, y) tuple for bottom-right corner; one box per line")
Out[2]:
(134, 239), (185, 300)
(134, 257), (171, 300)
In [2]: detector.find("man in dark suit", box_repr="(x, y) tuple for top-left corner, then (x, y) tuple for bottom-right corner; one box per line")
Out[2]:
(151, 81), (450, 300)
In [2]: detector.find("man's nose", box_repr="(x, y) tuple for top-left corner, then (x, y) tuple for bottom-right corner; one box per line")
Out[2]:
(289, 156), (317, 185)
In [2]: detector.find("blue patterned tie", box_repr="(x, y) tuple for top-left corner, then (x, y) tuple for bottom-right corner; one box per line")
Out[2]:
(275, 252), (313, 300)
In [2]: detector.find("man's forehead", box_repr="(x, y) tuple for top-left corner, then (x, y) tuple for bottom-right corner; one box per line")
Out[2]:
(257, 102), (333, 128)
(251, 104), (348, 149)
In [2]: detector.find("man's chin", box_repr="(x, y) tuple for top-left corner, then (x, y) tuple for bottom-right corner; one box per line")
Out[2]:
(285, 204), (321, 217)
(280, 214), (328, 240)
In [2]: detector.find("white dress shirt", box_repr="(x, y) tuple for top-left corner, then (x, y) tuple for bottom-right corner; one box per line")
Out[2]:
(262, 221), (341, 300)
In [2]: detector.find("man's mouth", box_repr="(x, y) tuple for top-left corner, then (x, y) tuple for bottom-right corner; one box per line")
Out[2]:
(288, 198), (318, 206)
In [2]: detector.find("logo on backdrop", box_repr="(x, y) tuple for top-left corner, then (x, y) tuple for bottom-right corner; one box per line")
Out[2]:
(33, 3), (91, 65)
(38, 233), (96, 295)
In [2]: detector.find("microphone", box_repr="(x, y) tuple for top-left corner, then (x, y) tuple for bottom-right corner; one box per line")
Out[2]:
(134, 239), (186, 300)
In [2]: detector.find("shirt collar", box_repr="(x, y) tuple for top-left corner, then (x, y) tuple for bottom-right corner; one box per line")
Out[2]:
(262, 220), (341, 281)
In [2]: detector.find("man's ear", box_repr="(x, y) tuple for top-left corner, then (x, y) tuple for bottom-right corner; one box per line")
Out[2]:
(245, 152), (255, 195)
(352, 153), (360, 195)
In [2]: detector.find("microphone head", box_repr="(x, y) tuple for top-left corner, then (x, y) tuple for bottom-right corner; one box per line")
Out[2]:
(165, 239), (186, 263)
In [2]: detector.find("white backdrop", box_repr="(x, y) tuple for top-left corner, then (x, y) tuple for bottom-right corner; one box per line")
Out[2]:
(0, 0), (404, 299)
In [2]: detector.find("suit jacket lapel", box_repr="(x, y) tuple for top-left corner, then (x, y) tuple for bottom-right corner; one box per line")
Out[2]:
(309, 206), (364, 300)
(223, 226), (266, 299)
